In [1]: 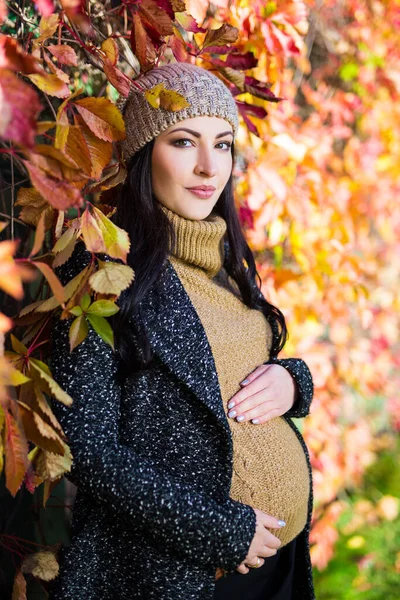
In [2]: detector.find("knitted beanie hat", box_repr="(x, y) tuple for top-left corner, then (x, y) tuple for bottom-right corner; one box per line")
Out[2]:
(117, 62), (239, 164)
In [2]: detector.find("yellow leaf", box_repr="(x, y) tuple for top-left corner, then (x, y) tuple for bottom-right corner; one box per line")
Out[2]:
(159, 87), (190, 111)
(89, 260), (134, 295)
(101, 38), (119, 65)
(52, 220), (81, 254)
(28, 359), (73, 406)
(144, 82), (164, 108)
(21, 551), (59, 582)
(37, 14), (59, 43)
(91, 206), (130, 262)
(27, 73), (71, 98)
(10, 334), (28, 355)
(33, 443), (72, 481)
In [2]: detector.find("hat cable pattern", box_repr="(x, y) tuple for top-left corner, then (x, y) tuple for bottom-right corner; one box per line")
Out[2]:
(116, 62), (239, 163)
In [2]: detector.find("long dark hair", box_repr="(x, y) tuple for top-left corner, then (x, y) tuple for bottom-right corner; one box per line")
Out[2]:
(111, 139), (287, 377)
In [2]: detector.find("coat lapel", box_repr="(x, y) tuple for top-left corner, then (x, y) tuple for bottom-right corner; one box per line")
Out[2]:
(139, 260), (230, 432)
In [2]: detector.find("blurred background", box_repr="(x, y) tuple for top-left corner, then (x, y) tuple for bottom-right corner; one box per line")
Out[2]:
(1, 0), (399, 598)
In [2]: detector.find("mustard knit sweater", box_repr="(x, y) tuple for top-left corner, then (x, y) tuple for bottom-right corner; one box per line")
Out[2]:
(162, 205), (310, 547)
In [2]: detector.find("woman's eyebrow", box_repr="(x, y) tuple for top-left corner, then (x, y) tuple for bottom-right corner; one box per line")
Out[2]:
(166, 127), (233, 139)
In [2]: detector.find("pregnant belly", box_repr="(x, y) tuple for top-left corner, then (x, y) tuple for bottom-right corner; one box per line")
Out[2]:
(229, 417), (310, 546)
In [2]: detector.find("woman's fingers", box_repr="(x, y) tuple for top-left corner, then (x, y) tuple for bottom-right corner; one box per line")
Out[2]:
(236, 557), (266, 574)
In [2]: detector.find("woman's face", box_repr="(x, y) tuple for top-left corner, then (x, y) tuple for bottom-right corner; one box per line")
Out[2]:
(151, 115), (234, 220)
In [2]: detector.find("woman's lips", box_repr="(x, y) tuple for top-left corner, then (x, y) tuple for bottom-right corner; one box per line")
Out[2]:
(186, 188), (215, 198)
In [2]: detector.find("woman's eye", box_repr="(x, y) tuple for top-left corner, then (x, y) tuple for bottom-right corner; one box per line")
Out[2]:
(217, 141), (232, 150)
(172, 139), (192, 147)
(172, 139), (232, 150)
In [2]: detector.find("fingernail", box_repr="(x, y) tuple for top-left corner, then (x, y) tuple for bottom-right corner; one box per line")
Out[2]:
(236, 415), (245, 422)
(251, 419), (260, 424)
(241, 379), (249, 385)
(228, 409), (237, 418)
(277, 520), (286, 527)
(228, 400), (235, 409)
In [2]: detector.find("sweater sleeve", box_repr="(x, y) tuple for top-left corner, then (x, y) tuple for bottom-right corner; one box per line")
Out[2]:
(50, 245), (256, 571)
(264, 317), (314, 418)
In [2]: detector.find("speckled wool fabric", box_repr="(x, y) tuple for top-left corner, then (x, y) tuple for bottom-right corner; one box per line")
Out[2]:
(48, 241), (315, 600)
(116, 62), (239, 163)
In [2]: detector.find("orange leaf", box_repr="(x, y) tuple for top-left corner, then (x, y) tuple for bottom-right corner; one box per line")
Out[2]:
(75, 115), (113, 179)
(0, 68), (42, 148)
(29, 211), (46, 258)
(4, 409), (29, 497)
(19, 401), (65, 454)
(73, 97), (126, 142)
(31, 261), (65, 303)
(16, 187), (54, 228)
(0, 35), (42, 74)
(131, 13), (150, 69)
(22, 160), (83, 210)
(12, 570), (27, 600)
(47, 44), (78, 66)
(27, 72), (71, 98)
(64, 125), (92, 176)
(0, 240), (36, 299)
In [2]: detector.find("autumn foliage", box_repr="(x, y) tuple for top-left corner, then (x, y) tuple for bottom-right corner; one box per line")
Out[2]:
(0, 0), (399, 593)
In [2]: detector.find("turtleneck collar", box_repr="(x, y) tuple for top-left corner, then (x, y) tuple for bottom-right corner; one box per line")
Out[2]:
(159, 203), (227, 278)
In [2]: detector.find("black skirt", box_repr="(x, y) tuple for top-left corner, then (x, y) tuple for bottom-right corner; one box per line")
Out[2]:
(213, 536), (297, 600)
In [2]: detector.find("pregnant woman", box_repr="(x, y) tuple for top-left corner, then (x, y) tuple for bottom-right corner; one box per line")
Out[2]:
(49, 62), (315, 600)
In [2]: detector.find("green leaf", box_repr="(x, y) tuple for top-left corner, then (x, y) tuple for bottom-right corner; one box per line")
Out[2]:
(86, 314), (114, 349)
(80, 292), (91, 312)
(86, 299), (119, 317)
(69, 306), (82, 317)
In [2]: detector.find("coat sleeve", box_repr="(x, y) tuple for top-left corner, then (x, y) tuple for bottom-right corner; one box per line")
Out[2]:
(50, 245), (256, 572)
(264, 317), (314, 418)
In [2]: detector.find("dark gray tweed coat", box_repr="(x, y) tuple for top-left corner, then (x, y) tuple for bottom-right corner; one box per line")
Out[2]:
(49, 244), (315, 600)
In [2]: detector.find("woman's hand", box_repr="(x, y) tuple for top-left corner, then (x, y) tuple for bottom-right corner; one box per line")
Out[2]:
(236, 508), (285, 574)
(227, 364), (297, 425)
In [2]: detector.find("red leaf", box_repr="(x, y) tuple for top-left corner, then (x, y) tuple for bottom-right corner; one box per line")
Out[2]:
(103, 59), (131, 97)
(34, 0), (55, 17)
(0, 35), (42, 73)
(236, 100), (268, 119)
(47, 44), (78, 66)
(0, 68), (42, 148)
(22, 160), (83, 210)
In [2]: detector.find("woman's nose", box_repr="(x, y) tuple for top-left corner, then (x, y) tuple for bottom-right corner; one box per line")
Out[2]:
(194, 150), (217, 177)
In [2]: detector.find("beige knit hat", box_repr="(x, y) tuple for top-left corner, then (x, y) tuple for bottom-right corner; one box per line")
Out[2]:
(116, 62), (239, 164)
